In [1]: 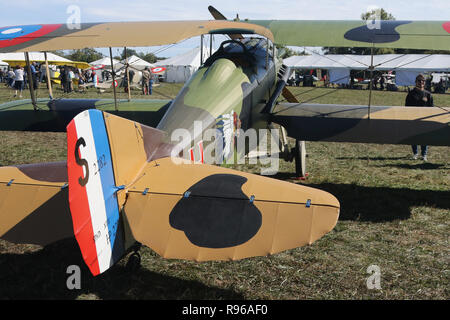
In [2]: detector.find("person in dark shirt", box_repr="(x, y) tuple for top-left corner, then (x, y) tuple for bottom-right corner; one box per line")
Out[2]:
(405, 74), (433, 161)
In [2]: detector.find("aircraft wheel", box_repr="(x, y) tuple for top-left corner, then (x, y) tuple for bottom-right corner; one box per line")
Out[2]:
(126, 252), (141, 272)
(294, 140), (306, 177)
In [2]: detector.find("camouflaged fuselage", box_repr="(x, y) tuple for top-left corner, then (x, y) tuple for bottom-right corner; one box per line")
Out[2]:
(156, 38), (280, 158)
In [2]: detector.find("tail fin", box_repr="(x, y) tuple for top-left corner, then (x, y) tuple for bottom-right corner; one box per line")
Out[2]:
(66, 109), (171, 276)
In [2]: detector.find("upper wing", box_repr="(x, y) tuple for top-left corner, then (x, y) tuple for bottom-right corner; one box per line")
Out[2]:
(0, 21), (274, 53)
(271, 103), (450, 146)
(247, 20), (450, 51)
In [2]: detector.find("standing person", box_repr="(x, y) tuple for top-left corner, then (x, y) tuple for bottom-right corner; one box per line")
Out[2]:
(405, 74), (434, 161)
(7, 68), (15, 88)
(62, 66), (71, 93)
(68, 67), (75, 92)
(39, 62), (47, 83)
(59, 67), (66, 91)
(30, 61), (39, 91)
(141, 67), (150, 95)
(13, 66), (24, 98)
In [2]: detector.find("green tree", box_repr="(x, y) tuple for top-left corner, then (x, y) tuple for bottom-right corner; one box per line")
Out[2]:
(66, 48), (103, 63)
(139, 53), (157, 63)
(119, 48), (159, 63)
(120, 48), (138, 60)
(276, 44), (306, 59)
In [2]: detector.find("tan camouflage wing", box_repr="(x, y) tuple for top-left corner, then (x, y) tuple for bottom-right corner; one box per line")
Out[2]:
(0, 21), (274, 53)
(271, 103), (450, 146)
(0, 162), (73, 246)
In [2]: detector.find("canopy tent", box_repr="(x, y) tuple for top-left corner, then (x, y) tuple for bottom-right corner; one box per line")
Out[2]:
(89, 57), (120, 68)
(118, 55), (154, 71)
(0, 52), (90, 69)
(284, 54), (450, 71)
(154, 46), (214, 83)
(284, 54), (450, 86)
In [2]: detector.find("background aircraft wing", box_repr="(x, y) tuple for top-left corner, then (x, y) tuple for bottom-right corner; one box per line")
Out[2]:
(0, 98), (172, 132)
(246, 20), (450, 51)
(0, 162), (74, 246)
(0, 21), (273, 53)
(270, 103), (450, 146)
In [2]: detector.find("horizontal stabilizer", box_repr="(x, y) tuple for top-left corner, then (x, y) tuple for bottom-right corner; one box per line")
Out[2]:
(122, 157), (340, 261)
(0, 162), (73, 246)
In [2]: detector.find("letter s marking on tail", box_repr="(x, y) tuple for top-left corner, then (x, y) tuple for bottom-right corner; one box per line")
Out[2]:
(75, 137), (89, 186)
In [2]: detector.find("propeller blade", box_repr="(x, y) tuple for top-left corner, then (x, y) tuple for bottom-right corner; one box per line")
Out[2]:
(282, 87), (299, 103)
(208, 5), (244, 40)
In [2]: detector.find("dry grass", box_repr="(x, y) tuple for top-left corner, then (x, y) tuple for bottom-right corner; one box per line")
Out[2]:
(0, 83), (448, 300)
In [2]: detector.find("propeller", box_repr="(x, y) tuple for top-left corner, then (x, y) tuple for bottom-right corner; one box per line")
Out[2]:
(208, 5), (244, 40)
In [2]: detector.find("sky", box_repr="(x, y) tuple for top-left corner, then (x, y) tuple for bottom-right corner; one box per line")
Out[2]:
(1, 0), (449, 58)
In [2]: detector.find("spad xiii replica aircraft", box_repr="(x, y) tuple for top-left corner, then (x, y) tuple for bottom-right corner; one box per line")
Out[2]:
(0, 7), (449, 276)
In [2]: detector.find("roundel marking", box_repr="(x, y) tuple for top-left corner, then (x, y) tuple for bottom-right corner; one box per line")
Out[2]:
(443, 22), (450, 34)
(151, 67), (166, 73)
(0, 24), (63, 49)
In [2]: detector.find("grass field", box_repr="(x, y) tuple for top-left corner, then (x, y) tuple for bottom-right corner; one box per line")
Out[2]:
(0, 82), (449, 300)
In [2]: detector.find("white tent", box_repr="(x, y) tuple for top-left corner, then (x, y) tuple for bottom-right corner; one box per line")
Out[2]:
(284, 54), (450, 86)
(90, 57), (120, 67)
(120, 55), (154, 71)
(0, 52), (72, 64)
(154, 46), (214, 83)
(284, 54), (450, 71)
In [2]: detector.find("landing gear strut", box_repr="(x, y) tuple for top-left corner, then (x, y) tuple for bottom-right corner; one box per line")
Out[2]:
(294, 140), (307, 178)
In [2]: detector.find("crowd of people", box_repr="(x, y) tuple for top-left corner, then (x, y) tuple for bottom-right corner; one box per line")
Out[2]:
(0, 60), (160, 96)
(0, 62), (96, 96)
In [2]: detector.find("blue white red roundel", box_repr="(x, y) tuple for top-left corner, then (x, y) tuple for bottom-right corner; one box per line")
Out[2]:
(0, 24), (62, 49)
(151, 67), (166, 73)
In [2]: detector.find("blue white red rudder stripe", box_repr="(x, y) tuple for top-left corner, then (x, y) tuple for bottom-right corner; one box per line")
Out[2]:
(67, 109), (125, 276)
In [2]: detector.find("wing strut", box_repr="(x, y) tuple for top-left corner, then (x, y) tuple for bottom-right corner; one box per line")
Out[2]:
(109, 47), (118, 112)
(24, 52), (38, 111)
(124, 47), (131, 102)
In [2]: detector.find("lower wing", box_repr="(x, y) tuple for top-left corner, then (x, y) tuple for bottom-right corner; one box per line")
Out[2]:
(0, 98), (171, 132)
(271, 103), (450, 146)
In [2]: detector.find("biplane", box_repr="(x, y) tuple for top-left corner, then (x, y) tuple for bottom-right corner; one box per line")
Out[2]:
(0, 6), (449, 276)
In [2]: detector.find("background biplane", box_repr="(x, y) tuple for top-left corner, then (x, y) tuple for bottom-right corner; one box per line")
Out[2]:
(0, 6), (449, 276)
